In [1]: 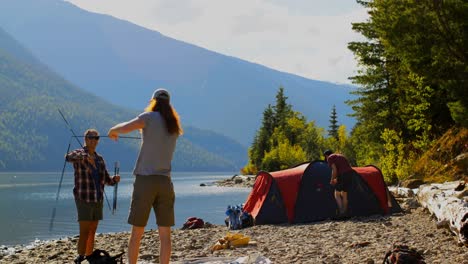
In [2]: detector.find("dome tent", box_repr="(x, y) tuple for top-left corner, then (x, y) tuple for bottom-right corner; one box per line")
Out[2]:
(243, 161), (401, 224)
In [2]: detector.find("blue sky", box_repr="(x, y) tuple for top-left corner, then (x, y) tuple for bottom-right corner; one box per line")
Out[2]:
(66, 0), (368, 84)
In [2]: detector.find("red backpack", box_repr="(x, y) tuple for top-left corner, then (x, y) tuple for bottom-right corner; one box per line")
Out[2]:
(182, 217), (205, 229)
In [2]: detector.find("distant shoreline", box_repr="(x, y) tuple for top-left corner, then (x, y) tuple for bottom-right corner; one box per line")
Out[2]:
(203, 175), (255, 188)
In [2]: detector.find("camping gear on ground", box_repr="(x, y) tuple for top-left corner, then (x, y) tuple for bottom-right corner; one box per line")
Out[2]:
(226, 205), (242, 230)
(225, 205), (254, 230)
(211, 232), (250, 252)
(85, 249), (125, 264)
(240, 211), (254, 228)
(74, 255), (85, 264)
(383, 244), (426, 264)
(182, 217), (205, 229)
(243, 161), (402, 224)
(178, 254), (271, 263)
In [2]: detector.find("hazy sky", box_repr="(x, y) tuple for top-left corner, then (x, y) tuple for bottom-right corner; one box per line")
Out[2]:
(66, 0), (368, 84)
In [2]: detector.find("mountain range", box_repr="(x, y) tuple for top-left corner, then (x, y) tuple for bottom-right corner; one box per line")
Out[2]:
(0, 0), (356, 146)
(0, 27), (246, 172)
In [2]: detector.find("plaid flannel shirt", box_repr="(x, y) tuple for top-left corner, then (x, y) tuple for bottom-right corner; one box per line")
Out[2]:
(65, 147), (115, 203)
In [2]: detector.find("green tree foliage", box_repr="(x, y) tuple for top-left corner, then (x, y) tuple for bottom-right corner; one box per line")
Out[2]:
(302, 121), (327, 161)
(243, 87), (328, 174)
(347, 2), (403, 167)
(328, 105), (339, 140)
(244, 88), (294, 173)
(379, 129), (417, 183)
(323, 124), (355, 165)
(261, 132), (307, 171)
(348, 0), (467, 181)
(273, 86), (293, 128)
(244, 88), (292, 174)
(248, 105), (275, 169)
(371, 0), (468, 132)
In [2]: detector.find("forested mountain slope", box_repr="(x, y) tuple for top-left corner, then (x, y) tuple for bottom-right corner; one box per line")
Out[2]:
(0, 27), (246, 171)
(0, 0), (355, 145)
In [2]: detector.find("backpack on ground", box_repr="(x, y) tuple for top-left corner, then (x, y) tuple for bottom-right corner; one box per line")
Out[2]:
(182, 217), (205, 229)
(225, 205), (242, 230)
(86, 249), (125, 264)
(240, 211), (254, 228)
(383, 244), (426, 264)
(225, 204), (253, 230)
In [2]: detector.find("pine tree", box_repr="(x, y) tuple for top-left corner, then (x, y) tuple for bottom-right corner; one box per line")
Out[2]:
(348, 0), (468, 179)
(243, 87), (295, 173)
(328, 105), (339, 140)
(248, 105), (275, 169)
(273, 86), (292, 129)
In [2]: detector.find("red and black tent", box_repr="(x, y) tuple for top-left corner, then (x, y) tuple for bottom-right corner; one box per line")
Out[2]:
(243, 161), (401, 224)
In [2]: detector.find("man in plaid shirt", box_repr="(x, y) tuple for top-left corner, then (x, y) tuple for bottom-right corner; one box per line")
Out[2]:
(66, 129), (120, 264)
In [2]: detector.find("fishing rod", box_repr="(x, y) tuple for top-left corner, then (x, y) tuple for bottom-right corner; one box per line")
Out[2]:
(55, 109), (112, 212)
(112, 161), (119, 215)
(49, 136), (72, 231)
(58, 108), (84, 147)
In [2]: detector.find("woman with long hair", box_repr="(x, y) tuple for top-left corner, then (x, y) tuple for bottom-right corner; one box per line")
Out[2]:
(108, 88), (182, 264)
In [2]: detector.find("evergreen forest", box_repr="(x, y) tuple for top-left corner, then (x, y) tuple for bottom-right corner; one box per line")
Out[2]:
(242, 0), (468, 184)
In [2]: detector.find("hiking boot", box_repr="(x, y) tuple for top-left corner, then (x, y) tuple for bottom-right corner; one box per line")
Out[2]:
(74, 255), (85, 264)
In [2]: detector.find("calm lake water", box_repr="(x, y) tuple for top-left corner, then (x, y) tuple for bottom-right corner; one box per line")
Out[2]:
(0, 172), (250, 247)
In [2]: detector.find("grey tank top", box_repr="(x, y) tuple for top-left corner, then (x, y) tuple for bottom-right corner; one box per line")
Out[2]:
(133, 111), (178, 177)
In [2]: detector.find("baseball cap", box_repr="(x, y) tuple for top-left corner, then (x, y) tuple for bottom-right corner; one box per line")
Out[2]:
(152, 88), (170, 101)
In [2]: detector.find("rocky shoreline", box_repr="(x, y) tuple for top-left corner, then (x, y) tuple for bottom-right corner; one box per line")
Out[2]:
(210, 175), (256, 188)
(2, 178), (467, 264)
(1, 204), (467, 263)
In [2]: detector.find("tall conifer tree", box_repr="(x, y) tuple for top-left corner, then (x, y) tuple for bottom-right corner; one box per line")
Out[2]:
(328, 105), (339, 140)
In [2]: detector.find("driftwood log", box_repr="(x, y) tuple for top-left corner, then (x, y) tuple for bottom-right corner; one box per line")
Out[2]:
(417, 181), (468, 245)
(388, 186), (416, 198)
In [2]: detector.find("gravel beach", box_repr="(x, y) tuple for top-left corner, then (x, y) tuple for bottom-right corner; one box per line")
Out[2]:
(1, 205), (467, 264)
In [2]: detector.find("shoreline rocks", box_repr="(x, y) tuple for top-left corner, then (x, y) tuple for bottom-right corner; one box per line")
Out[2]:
(1, 208), (467, 263)
(210, 175), (255, 188)
(2, 180), (467, 263)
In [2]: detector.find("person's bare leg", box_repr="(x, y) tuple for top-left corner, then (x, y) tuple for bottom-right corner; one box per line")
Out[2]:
(78, 221), (91, 256)
(158, 226), (172, 264)
(334, 191), (344, 215)
(85, 221), (99, 255)
(128, 225), (145, 264)
(342, 192), (349, 215)
(386, 188), (393, 208)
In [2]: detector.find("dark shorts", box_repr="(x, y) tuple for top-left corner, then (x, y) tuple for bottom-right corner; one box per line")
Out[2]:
(75, 200), (103, 221)
(335, 171), (354, 192)
(128, 175), (175, 227)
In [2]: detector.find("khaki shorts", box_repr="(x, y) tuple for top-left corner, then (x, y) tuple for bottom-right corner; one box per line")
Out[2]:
(75, 200), (103, 221)
(128, 175), (175, 227)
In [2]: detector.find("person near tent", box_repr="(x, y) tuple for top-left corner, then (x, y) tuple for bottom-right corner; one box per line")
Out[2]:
(65, 129), (121, 264)
(107, 88), (183, 264)
(323, 150), (353, 218)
